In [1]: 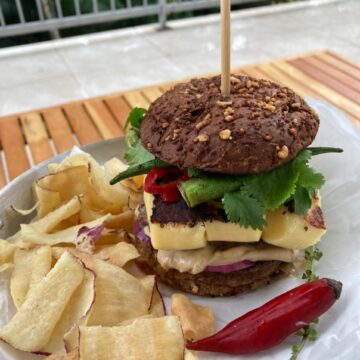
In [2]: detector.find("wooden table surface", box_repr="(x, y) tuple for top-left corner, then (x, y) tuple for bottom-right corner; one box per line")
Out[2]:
(0, 50), (359, 189)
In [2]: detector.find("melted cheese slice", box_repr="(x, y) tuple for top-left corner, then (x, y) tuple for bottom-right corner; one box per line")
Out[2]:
(157, 243), (299, 274)
(143, 192), (261, 250)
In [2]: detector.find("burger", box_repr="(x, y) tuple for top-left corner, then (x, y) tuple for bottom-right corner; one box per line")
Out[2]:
(111, 74), (341, 297)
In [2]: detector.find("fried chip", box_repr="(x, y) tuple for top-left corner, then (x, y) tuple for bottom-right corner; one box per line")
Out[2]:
(26, 245), (52, 300)
(79, 316), (184, 360)
(30, 196), (82, 233)
(105, 210), (134, 233)
(0, 252), (84, 352)
(0, 263), (13, 272)
(33, 184), (61, 219)
(87, 259), (149, 326)
(10, 248), (36, 309)
(54, 153), (129, 213)
(20, 215), (109, 246)
(52, 240), (138, 269)
(45, 349), (79, 360)
(171, 293), (214, 342)
(0, 239), (16, 265)
(95, 242), (139, 267)
(42, 268), (96, 355)
(139, 275), (166, 317)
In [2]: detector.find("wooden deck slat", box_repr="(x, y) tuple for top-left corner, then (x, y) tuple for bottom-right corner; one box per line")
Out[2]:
(63, 103), (101, 145)
(315, 53), (360, 83)
(326, 50), (360, 71)
(122, 90), (150, 109)
(255, 63), (320, 99)
(241, 67), (273, 81)
(141, 87), (163, 103)
(84, 100), (123, 139)
(105, 95), (132, 129)
(0, 117), (30, 180)
(20, 113), (54, 164)
(305, 56), (360, 92)
(42, 108), (76, 154)
(290, 58), (360, 105)
(273, 60), (360, 121)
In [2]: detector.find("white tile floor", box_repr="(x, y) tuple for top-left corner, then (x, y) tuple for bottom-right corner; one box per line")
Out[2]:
(0, 0), (358, 117)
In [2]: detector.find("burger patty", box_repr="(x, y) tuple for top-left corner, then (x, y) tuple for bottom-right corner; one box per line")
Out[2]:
(131, 234), (291, 297)
(151, 195), (226, 227)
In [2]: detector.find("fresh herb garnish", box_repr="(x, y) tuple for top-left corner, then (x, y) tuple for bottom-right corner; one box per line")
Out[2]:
(122, 108), (156, 167)
(290, 246), (323, 359)
(223, 192), (266, 230)
(290, 319), (319, 360)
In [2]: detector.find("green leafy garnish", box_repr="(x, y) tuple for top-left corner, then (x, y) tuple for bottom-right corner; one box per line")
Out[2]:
(242, 161), (299, 210)
(124, 107), (147, 132)
(290, 247), (323, 359)
(290, 319), (319, 360)
(223, 192), (266, 230)
(124, 141), (155, 166)
(122, 108), (155, 167)
(293, 186), (313, 215)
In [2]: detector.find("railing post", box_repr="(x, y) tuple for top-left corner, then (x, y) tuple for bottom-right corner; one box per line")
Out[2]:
(158, 0), (167, 30)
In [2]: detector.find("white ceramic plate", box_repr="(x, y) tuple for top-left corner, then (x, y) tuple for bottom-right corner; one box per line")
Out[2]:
(0, 99), (359, 360)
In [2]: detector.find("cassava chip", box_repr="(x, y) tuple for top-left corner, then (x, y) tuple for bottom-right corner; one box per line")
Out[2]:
(54, 153), (129, 213)
(149, 280), (166, 317)
(0, 263), (13, 272)
(171, 293), (214, 341)
(75, 223), (105, 254)
(10, 202), (38, 216)
(139, 275), (165, 317)
(0, 239), (16, 265)
(79, 316), (184, 360)
(87, 259), (149, 326)
(33, 184), (61, 219)
(26, 245), (52, 300)
(52, 241), (138, 269)
(42, 268), (96, 355)
(105, 210), (134, 233)
(10, 248), (36, 309)
(45, 349), (79, 360)
(0, 251), (84, 352)
(30, 196), (82, 233)
(95, 242), (139, 267)
(20, 215), (109, 246)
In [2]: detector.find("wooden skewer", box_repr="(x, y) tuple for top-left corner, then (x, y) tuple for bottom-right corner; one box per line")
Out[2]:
(221, 0), (231, 95)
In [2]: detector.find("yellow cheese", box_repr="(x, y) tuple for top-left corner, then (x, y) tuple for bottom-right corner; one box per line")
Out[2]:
(205, 221), (261, 243)
(144, 192), (206, 250)
(144, 192), (261, 250)
(149, 222), (207, 250)
(262, 205), (326, 250)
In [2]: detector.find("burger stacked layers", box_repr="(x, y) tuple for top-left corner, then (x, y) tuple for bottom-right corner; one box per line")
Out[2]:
(115, 75), (333, 297)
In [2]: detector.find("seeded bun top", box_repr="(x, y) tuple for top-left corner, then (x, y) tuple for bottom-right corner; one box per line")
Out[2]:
(140, 75), (319, 174)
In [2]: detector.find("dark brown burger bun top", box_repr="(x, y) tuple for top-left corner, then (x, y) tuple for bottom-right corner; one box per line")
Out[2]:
(140, 75), (319, 175)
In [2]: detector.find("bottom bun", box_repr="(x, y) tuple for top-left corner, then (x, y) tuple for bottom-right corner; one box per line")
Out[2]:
(131, 235), (292, 297)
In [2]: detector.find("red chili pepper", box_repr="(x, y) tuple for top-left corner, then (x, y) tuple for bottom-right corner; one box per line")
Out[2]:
(144, 167), (188, 203)
(186, 278), (342, 355)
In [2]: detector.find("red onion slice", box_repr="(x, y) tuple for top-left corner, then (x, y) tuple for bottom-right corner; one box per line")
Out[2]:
(134, 221), (152, 246)
(205, 260), (254, 273)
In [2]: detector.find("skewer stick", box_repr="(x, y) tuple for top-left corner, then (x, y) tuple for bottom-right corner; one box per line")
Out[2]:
(221, 0), (231, 95)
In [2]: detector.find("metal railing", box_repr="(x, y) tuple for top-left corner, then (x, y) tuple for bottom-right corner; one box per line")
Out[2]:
(0, 0), (265, 38)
